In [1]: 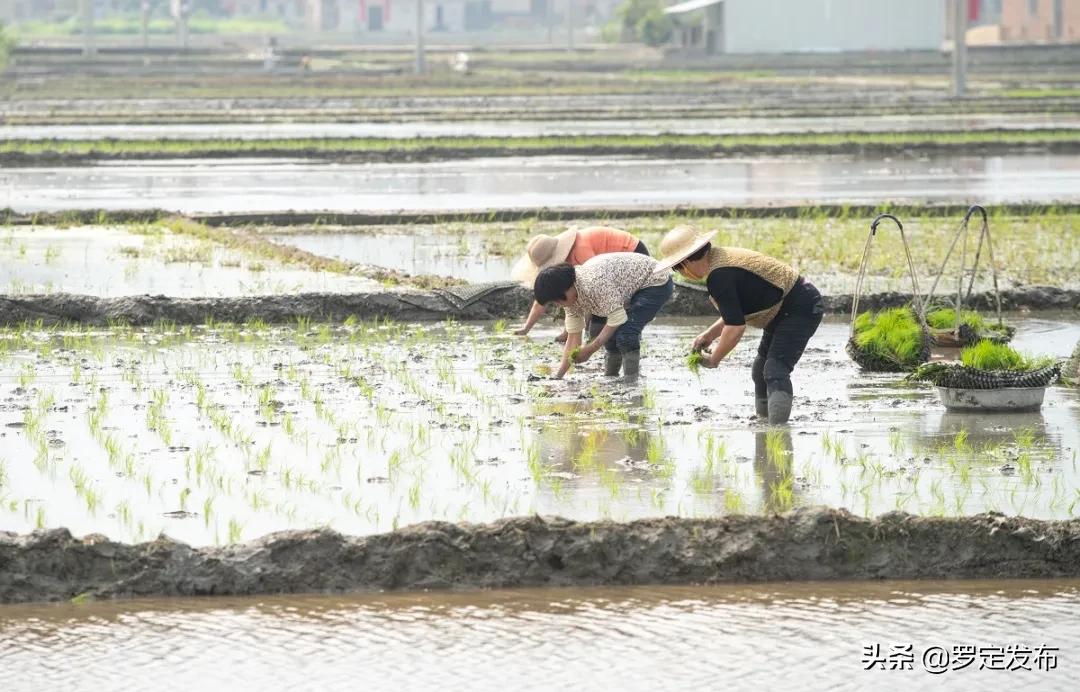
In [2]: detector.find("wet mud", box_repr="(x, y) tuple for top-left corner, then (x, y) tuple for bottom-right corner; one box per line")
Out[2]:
(7, 203), (1080, 229)
(1, 284), (1077, 327)
(1, 138), (1076, 168)
(3, 507), (1080, 604)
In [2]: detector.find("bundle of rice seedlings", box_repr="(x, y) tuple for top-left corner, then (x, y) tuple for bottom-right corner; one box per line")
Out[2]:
(847, 307), (930, 372)
(925, 306), (1014, 345)
(687, 351), (705, 375)
(908, 340), (1060, 389)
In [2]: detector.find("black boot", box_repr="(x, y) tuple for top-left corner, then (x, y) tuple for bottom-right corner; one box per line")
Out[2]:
(767, 391), (793, 425)
(622, 350), (640, 380)
(604, 350), (623, 376)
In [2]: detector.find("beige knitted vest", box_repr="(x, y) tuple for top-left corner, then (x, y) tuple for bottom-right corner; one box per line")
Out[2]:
(706, 247), (799, 328)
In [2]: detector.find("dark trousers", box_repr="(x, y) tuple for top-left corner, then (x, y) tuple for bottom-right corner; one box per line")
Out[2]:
(752, 280), (824, 399)
(588, 240), (650, 340)
(603, 277), (674, 354)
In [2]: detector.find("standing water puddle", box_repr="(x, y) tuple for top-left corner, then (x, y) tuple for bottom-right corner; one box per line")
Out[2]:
(0, 579), (1077, 690)
(3, 153), (1079, 214)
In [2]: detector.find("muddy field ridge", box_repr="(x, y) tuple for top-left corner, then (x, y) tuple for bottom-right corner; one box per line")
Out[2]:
(1, 285), (1077, 327)
(4, 507), (1080, 604)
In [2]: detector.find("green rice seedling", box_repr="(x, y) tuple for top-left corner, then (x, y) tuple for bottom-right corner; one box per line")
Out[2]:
(492, 319), (507, 334)
(960, 341), (1027, 371)
(228, 518), (244, 544)
(765, 430), (791, 469)
(1013, 427), (1036, 450)
(851, 307), (925, 369)
(926, 308), (986, 331)
(645, 436), (665, 466)
(953, 429), (971, 454)
(687, 351), (705, 376)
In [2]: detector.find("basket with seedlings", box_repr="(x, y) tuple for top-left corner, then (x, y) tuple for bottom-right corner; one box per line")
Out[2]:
(846, 214), (931, 372)
(925, 306), (1015, 347)
(847, 307), (931, 372)
(907, 341), (1062, 412)
(923, 205), (1015, 348)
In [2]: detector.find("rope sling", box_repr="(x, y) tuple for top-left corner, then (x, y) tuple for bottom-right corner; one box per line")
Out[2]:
(923, 205), (1013, 346)
(846, 214), (931, 372)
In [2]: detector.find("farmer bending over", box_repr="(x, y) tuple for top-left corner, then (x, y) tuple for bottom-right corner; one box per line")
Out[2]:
(533, 252), (673, 380)
(659, 225), (823, 424)
(512, 226), (649, 341)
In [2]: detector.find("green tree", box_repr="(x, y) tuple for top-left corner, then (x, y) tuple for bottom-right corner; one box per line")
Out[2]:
(637, 7), (674, 46)
(609, 0), (673, 47)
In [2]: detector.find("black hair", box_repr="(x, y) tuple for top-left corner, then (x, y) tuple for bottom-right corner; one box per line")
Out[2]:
(683, 242), (711, 264)
(534, 263), (576, 305)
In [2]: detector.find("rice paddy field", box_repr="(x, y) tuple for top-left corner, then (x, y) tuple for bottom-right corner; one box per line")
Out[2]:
(1, 314), (1077, 548)
(3, 38), (1080, 690)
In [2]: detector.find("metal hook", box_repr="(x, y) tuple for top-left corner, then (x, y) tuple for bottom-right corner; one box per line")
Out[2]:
(870, 213), (903, 235)
(962, 204), (988, 227)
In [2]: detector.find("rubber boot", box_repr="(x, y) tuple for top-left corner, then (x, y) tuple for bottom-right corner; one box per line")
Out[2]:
(755, 398), (769, 418)
(622, 350), (641, 380)
(767, 391), (793, 425)
(604, 350), (623, 377)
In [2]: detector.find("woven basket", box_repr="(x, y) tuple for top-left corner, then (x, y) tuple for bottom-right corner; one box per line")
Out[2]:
(910, 362), (1061, 390)
(847, 308), (932, 373)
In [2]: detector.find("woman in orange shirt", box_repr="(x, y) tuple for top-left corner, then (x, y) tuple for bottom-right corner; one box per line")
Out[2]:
(511, 226), (649, 339)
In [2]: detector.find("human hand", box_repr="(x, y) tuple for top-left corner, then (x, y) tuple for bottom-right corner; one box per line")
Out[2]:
(691, 332), (712, 352)
(513, 326), (530, 336)
(555, 331), (569, 344)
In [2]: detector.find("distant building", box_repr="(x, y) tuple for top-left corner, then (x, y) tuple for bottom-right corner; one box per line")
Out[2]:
(665, 0), (947, 55)
(298, 0), (610, 34)
(1000, 0), (1079, 42)
(953, 0), (1078, 44)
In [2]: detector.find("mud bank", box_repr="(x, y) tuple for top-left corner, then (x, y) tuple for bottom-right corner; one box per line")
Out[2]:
(4, 508), (1080, 603)
(1, 284), (1077, 326)
(1, 137), (1077, 168)
(7, 203), (1080, 228)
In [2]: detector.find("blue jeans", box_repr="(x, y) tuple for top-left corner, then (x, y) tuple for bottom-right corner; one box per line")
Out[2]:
(588, 240), (652, 339)
(603, 277), (674, 354)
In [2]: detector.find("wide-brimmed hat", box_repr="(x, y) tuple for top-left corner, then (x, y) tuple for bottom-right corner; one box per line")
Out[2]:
(657, 225), (718, 270)
(510, 229), (578, 286)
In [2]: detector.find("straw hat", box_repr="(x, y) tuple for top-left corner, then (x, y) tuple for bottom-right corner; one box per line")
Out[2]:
(657, 225), (718, 270)
(510, 229), (578, 285)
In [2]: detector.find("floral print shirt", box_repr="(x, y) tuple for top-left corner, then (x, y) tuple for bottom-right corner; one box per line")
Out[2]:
(565, 252), (671, 332)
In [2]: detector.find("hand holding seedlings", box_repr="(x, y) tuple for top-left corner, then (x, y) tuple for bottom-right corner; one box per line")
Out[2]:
(691, 332), (713, 352)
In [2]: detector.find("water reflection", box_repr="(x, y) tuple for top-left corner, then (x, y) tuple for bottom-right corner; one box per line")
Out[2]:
(4, 153), (1078, 214)
(755, 429), (798, 513)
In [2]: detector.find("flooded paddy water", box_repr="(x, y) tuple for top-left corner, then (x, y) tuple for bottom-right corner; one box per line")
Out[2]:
(0, 225), (377, 296)
(1, 579), (1079, 690)
(0, 316), (1077, 547)
(3, 153), (1079, 214)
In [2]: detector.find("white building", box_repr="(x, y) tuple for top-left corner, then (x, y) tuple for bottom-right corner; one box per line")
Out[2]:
(666, 0), (947, 55)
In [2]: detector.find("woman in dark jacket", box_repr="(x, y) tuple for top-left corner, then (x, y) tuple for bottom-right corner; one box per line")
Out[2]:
(658, 225), (824, 424)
